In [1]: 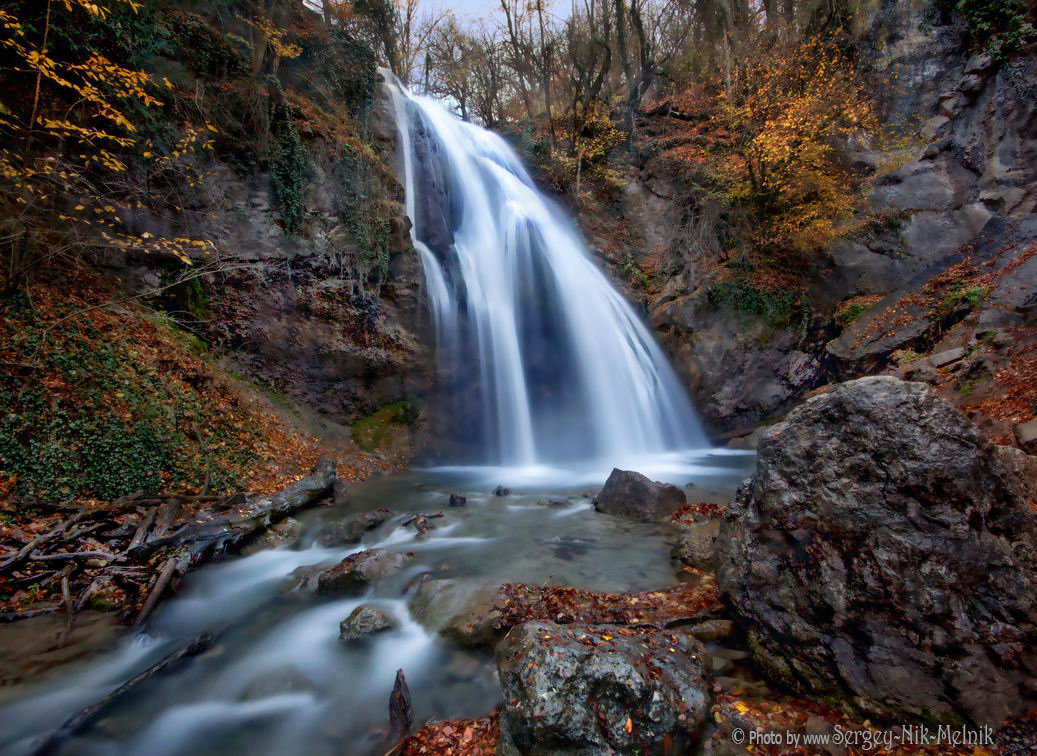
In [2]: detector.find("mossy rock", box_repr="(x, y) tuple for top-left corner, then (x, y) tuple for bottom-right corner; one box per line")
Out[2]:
(350, 401), (417, 455)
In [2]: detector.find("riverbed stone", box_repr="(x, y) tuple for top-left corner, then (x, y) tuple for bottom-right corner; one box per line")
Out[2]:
(671, 519), (721, 570)
(1014, 417), (1037, 454)
(717, 376), (1037, 726)
(279, 561), (336, 597)
(241, 665), (319, 700)
(316, 508), (395, 547)
(408, 579), (506, 647)
(593, 468), (686, 522)
(496, 621), (711, 754)
(242, 517), (302, 555)
(317, 548), (412, 595)
(339, 604), (398, 641)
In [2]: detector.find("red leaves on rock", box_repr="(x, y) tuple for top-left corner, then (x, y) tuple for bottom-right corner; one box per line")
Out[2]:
(668, 502), (726, 526)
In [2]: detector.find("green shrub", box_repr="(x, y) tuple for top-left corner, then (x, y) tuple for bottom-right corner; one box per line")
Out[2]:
(939, 0), (1036, 58)
(161, 10), (249, 81)
(708, 280), (810, 330)
(334, 146), (392, 283)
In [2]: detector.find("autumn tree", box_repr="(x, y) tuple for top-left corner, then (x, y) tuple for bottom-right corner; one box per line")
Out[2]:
(0, 0), (214, 292)
(717, 34), (878, 256)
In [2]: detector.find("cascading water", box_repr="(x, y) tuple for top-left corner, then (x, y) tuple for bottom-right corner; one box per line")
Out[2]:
(386, 77), (708, 467)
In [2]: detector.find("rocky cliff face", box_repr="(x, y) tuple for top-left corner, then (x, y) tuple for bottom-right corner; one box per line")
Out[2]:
(580, 0), (1037, 444)
(98, 74), (434, 460)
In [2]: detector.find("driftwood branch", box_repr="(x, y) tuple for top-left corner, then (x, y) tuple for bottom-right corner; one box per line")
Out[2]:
(0, 607), (59, 623)
(387, 668), (413, 747)
(30, 550), (121, 563)
(134, 557), (179, 626)
(400, 512), (444, 528)
(29, 632), (214, 756)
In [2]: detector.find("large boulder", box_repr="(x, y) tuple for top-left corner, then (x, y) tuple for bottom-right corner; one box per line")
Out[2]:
(593, 468), (686, 522)
(718, 376), (1037, 726)
(317, 549), (412, 595)
(496, 621), (711, 755)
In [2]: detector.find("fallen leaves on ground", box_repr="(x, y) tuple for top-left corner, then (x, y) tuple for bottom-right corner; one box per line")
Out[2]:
(493, 574), (720, 632)
(401, 709), (500, 756)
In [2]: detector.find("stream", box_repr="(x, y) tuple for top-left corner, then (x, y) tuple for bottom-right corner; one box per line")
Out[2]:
(0, 451), (753, 755)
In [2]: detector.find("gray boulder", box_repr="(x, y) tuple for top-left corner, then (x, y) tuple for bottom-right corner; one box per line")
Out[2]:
(408, 579), (505, 647)
(317, 548), (412, 595)
(339, 604), (398, 641)
(316, 508), (395, 547)
(496, 621), (711, 755)
(718, 376), (1037, 726)
(593, 468), (686, 522)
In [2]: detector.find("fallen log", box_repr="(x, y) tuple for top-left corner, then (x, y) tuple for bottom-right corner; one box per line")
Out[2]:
(30, 550), (121, 563)
(127, 507), (157, 551)
(29, 632), (214, 755)
(126, 457), (337, 565)
(0, 514), (84, 572)
(0, 607), (59, 623)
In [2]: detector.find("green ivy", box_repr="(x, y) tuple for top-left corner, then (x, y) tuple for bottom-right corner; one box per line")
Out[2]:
(270, 95), (308, 235)
(161, 9), (250, 82)
(334, 146), (392, 284)
(0, 293), (258, 503)
(939, 0), (1036, 59)
(708, 280), (811, 330)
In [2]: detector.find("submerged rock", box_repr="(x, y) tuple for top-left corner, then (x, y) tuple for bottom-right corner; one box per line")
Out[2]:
(718, 376), (1037, 726)
(339, 604), (398, 641)
(241, 665), (319, 701)
(317, 548), (412, 595)
(242, 517), (302, 555)
(593, 468), (686, 521)
(496, 621), (711, 754)
(493, 485), (511, 496)
(279, 561), (335, 597)
(408, 579), (505, 647)
(315, 508), (395, 547)
(448, 493), (466, 507)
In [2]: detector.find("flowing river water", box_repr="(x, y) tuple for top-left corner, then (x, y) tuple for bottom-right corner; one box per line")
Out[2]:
(0, 454), (753, 755)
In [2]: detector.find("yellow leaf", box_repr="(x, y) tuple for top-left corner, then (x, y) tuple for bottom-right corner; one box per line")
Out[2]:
(624, 717), (632, 734)
(734, 702), (749, 714)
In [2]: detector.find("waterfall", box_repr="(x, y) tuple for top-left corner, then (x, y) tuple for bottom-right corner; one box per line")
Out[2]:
(386, 77), (708, 467)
